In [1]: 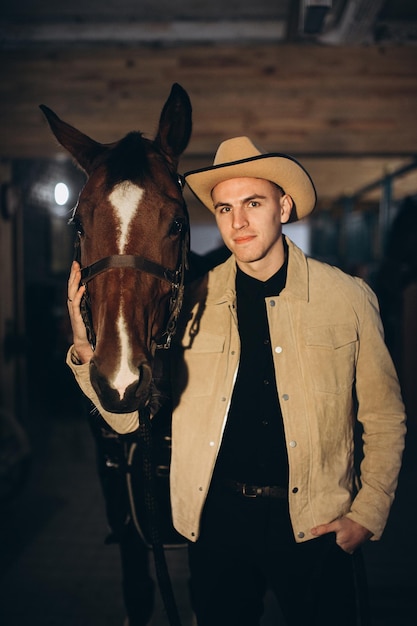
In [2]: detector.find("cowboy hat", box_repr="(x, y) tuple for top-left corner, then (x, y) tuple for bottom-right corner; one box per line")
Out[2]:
(184, 136), (317, 221)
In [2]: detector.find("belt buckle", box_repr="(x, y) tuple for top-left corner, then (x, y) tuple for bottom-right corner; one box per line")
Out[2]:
(242, 484), (260, 498)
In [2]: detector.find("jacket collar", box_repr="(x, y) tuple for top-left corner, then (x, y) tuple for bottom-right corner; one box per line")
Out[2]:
(207, 236), (309, 304)
(283, 236), (309, 302)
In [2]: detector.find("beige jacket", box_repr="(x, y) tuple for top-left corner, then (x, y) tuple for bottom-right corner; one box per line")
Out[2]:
(67, 237), (406, 544)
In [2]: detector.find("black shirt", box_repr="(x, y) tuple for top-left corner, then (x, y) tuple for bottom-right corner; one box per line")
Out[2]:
(212, 252), (289, 487)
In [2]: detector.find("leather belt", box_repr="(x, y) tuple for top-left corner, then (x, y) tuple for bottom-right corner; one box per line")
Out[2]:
(223, 480), (287, 499)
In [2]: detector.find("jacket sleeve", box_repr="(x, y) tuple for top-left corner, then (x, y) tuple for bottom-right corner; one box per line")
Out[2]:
(66, 346), (140, 434)
(346, 280), (406, 539)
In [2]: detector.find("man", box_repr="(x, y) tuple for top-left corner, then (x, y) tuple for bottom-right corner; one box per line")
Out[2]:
(67, 137), (406, 626)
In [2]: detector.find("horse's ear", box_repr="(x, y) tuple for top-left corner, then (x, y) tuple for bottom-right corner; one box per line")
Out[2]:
(155, 83), (192, 168)
(39, 104), (105, 174)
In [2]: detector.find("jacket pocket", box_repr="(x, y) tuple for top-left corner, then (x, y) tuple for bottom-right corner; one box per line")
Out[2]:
(181, 330), (226, 397)
(304, 325), (357, 394)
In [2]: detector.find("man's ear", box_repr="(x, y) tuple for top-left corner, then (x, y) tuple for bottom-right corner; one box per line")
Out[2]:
(280, 194), (294, 224)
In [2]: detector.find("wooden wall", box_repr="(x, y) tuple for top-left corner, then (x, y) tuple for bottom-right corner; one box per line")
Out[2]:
(1, 44), (417, 211)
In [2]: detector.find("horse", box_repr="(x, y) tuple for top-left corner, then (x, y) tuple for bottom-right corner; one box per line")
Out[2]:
(41, 83), (192, 416)
(40, 84), (193, 626)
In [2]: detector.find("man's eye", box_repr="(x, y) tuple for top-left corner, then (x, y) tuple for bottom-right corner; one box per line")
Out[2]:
(220, 206), (231, 214)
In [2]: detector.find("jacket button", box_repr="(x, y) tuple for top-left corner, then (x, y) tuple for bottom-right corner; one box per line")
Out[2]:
(289, 440), (297, 448)
(292, 487), (298, 493)
(297, 532), (305, 539)
(269, 300), (276, 306)
(282, 394), (289, 401)
(274, 346), (282, 353)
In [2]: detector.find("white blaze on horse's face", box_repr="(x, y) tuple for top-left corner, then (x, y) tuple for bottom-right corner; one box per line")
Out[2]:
(109, 181), (144, 253)
(114, 313), (137, 399)
(109, 181), (145, 399)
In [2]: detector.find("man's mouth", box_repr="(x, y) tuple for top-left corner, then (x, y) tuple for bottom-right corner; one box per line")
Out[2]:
(234, 235), (255, 245)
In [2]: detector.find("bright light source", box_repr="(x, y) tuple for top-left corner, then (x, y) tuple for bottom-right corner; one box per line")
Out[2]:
(54, 182), (69, 205)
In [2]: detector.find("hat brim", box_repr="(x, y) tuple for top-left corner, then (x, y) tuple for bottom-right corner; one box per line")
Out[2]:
(185, 153), (317, 221)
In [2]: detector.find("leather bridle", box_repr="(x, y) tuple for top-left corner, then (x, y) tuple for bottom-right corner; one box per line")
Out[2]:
(78, 240), (188, 352)
(73, 180), (189, 352)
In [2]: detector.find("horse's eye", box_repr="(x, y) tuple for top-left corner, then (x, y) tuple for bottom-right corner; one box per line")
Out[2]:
(169, 218), (184, 237)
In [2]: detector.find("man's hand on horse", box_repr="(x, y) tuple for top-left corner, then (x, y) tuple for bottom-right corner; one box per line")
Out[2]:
(67, 261), (93, 363)
(311, 516), (373, 554)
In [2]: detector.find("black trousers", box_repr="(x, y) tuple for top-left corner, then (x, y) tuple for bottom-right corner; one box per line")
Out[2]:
(188, 487), (369, 626)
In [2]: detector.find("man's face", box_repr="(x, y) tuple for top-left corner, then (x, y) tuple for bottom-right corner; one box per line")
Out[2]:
(212, 177), (293, 279)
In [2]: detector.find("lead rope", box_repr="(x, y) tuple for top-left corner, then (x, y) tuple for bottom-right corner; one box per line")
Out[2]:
(135, 406), (183, 626)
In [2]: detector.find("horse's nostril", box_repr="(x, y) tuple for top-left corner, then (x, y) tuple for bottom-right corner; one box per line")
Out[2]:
(135, 363), (153, 398)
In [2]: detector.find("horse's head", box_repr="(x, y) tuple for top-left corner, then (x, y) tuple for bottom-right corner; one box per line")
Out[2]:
(41, 84), (192, 414)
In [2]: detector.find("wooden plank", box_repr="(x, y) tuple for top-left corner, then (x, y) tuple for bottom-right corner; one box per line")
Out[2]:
(1, 44), (417, 208)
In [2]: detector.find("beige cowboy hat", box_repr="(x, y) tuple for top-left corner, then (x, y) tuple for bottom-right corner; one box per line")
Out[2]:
(184, 136), (317, 221)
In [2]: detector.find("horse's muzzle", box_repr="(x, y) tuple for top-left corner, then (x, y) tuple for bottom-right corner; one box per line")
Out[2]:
(90, 361), (153, 413)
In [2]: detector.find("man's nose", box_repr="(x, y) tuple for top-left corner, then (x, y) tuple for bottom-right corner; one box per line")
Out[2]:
(232, 208), (248, 229)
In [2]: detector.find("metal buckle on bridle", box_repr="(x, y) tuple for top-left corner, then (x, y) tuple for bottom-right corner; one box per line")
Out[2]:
(177, 173), (185, 190)
(154, 235), (188, 351)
